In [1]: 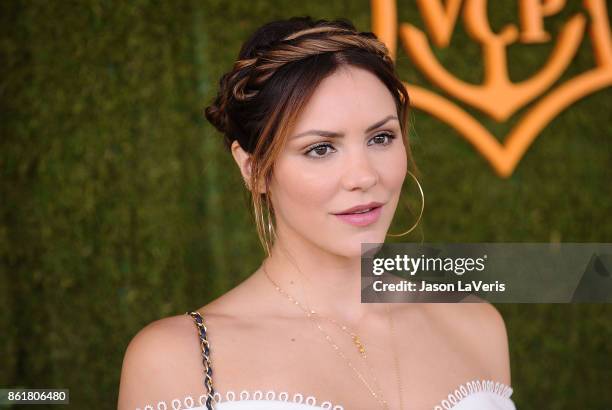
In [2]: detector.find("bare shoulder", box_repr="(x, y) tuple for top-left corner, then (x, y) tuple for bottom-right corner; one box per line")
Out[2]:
(449, 299), (510, 347)
(424, 301), (512, 385)
(117, 314), (205, 410)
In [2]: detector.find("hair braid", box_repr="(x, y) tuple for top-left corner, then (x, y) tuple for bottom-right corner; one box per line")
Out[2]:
(228, 28), (394, 102)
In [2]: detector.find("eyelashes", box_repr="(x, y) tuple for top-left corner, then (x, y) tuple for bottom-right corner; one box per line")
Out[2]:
(304, 132), (397, 159)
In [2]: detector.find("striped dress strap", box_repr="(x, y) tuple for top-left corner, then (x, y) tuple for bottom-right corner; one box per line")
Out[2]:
(187, 311), (216, 410)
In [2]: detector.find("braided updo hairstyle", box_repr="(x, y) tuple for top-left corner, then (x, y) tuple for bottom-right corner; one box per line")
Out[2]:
(204, 16), (416, 255)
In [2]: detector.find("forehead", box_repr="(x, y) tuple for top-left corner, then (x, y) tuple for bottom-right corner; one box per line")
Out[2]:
(292, 65), (397, 132)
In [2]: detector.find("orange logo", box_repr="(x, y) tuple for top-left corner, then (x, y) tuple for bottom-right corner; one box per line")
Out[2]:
(372, 0), (612, 177)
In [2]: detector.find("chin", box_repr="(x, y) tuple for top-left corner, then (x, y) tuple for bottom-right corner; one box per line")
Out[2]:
(345, 232), (387, 257)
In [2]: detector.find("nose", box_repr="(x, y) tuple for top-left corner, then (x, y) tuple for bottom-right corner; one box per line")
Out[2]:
(340, 145), (379, 191)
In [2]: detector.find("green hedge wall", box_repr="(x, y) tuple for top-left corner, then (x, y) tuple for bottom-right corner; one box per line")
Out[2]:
(1, 1), (610, 409)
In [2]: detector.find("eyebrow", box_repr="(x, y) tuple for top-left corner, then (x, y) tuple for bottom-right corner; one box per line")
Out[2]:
(291, 115), (399, 140)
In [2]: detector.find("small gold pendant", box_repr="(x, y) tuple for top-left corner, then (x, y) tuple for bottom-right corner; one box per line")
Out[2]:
(353, 335), (366, 356)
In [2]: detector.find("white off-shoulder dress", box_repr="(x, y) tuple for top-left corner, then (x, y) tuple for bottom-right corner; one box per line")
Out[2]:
(136, 311), (517, 410)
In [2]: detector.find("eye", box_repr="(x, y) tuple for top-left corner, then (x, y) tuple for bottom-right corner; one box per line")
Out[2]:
(368, 132), (396, 146)
(304, 142), (336, 159)
(303, 132), (397, 159)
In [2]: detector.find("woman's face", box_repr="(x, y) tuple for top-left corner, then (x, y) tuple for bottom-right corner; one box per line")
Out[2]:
(269, 65), (408, 258)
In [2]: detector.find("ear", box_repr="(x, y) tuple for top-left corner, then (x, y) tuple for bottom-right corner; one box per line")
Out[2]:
(231, 140), (266, 194)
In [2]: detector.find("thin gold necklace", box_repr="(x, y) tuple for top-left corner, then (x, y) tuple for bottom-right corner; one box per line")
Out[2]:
(388, 303), (405, 410)
(262, 264), (404, 409)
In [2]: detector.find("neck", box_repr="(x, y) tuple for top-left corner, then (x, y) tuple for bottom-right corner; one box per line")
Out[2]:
(257, 229), (383, 326)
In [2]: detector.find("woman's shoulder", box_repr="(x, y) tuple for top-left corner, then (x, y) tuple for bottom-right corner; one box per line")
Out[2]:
(423, 301), (512, 384)
(422, 297), (509, 338)
(122, 312), (202, 355)
(434, 299), (508, 336)
(120, 303), (242, 362)
(117, 313), (215, 410)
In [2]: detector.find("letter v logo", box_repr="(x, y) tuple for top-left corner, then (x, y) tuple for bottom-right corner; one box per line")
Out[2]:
(371, 0), (612, 178)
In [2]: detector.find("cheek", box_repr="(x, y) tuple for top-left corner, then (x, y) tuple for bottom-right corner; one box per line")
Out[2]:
(382, 144), (408, 189)
(271, 160), (336, 221)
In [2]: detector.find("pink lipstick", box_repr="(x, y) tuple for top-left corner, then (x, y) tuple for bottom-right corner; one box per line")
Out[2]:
(333, 203), (383, 227)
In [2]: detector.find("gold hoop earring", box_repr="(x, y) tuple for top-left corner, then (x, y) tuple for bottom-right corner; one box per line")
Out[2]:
(258, 194), (275, 257)
(386, 170), (424, 237)
(265, 200), (276, 240)
(254, 197), (271, 256)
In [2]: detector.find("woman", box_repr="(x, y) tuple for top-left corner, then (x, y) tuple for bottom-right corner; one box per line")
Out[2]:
(118, 16), (515, 410)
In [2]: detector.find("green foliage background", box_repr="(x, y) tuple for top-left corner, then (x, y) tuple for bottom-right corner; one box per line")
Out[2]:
(1, 1), (610, 409)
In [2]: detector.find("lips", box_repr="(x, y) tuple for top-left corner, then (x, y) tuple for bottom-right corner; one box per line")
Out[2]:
(333, 203), (383, 227)
(333, 201), (384, 215)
